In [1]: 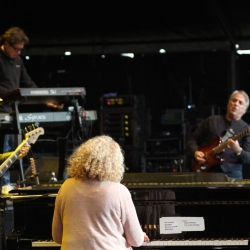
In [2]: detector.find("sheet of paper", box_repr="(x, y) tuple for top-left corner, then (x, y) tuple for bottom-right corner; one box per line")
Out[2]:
(159, 217), (182, 234)
(160, 217), (205, 234)
(180, 217), (205, 231)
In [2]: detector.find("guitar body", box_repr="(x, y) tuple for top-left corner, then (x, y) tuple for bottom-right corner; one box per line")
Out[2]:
(192, 137), (225, 172)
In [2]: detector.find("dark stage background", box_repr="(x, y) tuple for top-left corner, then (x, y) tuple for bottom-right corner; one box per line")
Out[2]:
(19, 51), (250, 177)
(22, 51), (250, 131)
(2, 0), (250, 176)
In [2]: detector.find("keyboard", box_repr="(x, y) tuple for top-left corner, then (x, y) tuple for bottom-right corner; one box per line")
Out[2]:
(142, 238), (249, 246)
(0, 87), (86, 105)
(0, 110), (97, 129)
(32, 238), (249, 247)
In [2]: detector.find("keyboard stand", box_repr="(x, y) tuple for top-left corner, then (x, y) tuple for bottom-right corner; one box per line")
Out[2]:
(57, 98), (82, 180)
(11, 101), (25, 186)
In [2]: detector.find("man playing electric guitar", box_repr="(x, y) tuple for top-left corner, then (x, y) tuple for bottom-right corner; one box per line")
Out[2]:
(187, 90), (250, 179)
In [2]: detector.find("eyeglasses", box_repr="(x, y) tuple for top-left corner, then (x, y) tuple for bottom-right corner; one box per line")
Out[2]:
(10, 44), (23, 52)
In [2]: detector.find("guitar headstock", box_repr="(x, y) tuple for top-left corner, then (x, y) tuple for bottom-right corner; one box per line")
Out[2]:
(30, 157), (40, 185)
(25, 127), (45, 144)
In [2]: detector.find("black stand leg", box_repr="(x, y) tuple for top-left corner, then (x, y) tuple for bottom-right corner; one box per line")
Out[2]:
(14, 102), (25, 187)
(0, 199), (6, 250)
(57, 137), (68, 180)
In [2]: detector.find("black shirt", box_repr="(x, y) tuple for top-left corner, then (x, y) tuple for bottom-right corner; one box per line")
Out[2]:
(0, 49), (37, 113)
(187, 115), (250, 173)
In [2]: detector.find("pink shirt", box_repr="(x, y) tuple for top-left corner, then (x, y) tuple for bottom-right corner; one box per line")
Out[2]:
(52, 178), (144, 249)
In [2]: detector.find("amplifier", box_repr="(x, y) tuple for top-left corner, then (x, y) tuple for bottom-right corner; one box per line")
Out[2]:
(101, 95), (146, 110)
(101, 95), (137, 110)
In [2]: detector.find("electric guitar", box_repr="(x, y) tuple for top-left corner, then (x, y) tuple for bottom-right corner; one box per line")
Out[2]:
(193, 126), (250, 172)
(0, 127), (44, 177)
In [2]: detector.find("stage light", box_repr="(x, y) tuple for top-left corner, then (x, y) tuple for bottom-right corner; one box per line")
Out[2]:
(64, 51), (71, 56)
(187, 104), (196, 109)
(236, 50), (250, 55)
(121, 53), (134, 58)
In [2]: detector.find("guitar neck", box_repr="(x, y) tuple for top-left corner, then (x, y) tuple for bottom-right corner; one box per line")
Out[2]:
(0, 140), (27, 177)
(0, 127), (44, 178)
(213, 127), (250, 154)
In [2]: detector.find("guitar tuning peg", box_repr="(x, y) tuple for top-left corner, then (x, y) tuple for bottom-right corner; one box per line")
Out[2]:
(28, 125), (33, 131)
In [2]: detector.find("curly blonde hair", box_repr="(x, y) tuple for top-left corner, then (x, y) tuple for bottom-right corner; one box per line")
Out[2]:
(66, 135), (125, 182)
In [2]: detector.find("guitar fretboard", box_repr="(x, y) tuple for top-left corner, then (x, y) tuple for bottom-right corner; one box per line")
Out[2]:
(0, 152), (19, 176)
(213, 126), (250, 154)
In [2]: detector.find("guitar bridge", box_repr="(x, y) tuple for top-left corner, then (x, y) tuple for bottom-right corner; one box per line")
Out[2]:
(200, 165), (208, 171)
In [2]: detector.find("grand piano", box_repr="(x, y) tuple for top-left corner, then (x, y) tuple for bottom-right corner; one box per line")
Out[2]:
(2, 172), (250, 249)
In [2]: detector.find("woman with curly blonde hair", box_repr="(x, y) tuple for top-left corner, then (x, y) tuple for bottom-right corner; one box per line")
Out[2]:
(52, 135), (149, 250)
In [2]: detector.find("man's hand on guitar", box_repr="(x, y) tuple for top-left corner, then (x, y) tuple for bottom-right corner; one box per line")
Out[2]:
(227, 139), (242, 155)
(18, 144), (31, 159)
(194, 151), (206, 164)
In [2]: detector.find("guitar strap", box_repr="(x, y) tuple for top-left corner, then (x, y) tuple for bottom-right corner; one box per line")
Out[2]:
(221, 128), (234, 142)
(221, 117), (246, 142)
